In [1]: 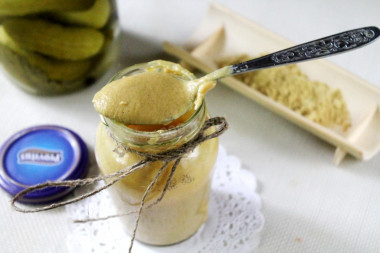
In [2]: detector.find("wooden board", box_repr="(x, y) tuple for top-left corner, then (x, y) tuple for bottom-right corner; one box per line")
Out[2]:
(163, 2), (380, 163)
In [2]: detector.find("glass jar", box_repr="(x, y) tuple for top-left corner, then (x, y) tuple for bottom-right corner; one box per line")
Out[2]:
(0, 0), (119, 95)
(94, 63), (219, 245)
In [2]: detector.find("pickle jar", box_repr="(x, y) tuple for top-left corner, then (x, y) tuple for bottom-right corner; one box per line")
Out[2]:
(0, 0), (119, 95)
(94, 63), (219, 245)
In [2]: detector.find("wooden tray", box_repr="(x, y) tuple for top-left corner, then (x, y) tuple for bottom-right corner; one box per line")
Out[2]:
(163, 2), (380, 165)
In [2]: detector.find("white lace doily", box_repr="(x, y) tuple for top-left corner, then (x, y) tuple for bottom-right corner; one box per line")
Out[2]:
(66, 146), (264, 253)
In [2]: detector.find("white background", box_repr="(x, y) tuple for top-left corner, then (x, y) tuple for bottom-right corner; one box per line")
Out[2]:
(1, 0), (380, 252)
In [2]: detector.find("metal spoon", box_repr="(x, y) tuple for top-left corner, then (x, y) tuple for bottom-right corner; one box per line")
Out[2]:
(188, 26), (380, 110)
(95, 26), (379, 126)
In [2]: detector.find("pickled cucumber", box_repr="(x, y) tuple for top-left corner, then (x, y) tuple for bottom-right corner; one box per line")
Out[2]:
(0, 25), (23, 54)
(0, 0), (95, 16)
(0, 25), (92, 82)
(29, 54), (92, 81)
(0, 44), (95, 96)
(3, 18), (105, 60)
(53, 0), (111, 29)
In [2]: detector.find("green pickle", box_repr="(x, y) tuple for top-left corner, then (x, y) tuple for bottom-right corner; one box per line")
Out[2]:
(3, 18), (105, 60)
(52, 0), (111, 29)
(0, 0), (119, 95)
(0, 0), (96, 16)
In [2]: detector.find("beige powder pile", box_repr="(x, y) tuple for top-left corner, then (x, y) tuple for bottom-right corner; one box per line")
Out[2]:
(216, 55), (351, 131)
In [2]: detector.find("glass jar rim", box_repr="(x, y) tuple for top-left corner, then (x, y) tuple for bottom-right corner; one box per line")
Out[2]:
(100, 99), (205, 138)
(100, 101), (206, 150)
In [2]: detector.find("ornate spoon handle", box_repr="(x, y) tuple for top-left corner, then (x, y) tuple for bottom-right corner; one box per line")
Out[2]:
(231, 26), (380, 75)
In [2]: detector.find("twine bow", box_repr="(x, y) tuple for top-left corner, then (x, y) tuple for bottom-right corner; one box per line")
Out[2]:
(11, 116), (228, 253)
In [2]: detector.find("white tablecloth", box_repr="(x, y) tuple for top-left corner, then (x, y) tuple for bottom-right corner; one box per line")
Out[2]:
(1, 1), (380, 252)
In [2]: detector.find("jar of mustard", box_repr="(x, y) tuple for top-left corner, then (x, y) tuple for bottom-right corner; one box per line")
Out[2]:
(94, 64), (219, 245)
(0, 0), (119, 95)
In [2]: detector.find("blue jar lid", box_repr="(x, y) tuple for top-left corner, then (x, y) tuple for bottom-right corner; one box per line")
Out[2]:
(0, 125), (88, 204)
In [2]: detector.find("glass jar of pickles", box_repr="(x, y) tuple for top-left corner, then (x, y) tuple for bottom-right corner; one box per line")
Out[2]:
(94, 64), (219, 245)
(0, 0), (119, 95)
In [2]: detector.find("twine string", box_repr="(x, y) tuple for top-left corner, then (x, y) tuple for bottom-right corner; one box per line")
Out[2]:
(74, 157), (181, 224)
(11, 160), (149, 212)
(128, 159), (172, 252)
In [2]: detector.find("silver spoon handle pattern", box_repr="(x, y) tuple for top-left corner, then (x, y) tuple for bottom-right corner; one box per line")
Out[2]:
(231, 26), (380, 75)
